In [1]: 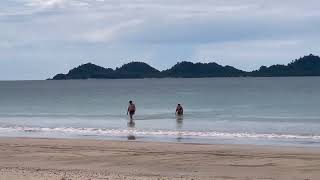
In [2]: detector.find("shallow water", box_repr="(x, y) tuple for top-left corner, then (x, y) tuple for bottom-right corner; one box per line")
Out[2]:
(0, 77), (320, 146)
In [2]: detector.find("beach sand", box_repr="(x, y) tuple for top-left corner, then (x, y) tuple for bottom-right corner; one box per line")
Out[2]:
(0, 137), (319, 180)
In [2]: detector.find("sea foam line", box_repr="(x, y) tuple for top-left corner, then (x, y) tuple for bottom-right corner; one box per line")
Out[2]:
(0, 126), (320, 140)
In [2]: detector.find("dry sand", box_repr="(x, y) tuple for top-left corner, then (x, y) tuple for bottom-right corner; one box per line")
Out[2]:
(0, 137), (319, 180)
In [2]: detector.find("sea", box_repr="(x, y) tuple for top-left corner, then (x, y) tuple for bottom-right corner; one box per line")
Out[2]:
(0, 77), (320, 147)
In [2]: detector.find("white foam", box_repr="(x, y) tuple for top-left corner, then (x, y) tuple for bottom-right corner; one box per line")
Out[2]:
(0, 126), (320, 140)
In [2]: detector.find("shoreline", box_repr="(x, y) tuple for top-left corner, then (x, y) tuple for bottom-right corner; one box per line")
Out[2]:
(1, 135), (320, 148)
(0, 137), (319, 180)
(1, 76), (320, 82)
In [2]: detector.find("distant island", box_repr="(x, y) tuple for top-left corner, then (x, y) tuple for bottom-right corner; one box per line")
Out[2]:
(50, 54), (320, 80)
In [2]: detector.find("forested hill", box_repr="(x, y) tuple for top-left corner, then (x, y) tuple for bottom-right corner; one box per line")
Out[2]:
(251, 54), (320, 76)
(51, 54), (320, 80)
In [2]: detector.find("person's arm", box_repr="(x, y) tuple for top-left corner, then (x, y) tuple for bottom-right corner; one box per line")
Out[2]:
(127, 106), (129, 115)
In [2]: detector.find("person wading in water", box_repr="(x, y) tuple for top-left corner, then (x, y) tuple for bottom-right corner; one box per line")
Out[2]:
(127, 100), (136, 121)
(176, 104), (184, 116)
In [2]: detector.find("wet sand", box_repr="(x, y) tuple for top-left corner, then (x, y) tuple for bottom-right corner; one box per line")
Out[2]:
(0, 137), (319, 180)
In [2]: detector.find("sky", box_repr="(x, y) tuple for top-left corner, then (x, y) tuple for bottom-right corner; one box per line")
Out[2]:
(1, 0), (320, 80)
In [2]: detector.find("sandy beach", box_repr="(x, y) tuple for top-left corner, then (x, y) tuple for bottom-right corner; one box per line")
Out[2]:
(0, 137), (319, 180)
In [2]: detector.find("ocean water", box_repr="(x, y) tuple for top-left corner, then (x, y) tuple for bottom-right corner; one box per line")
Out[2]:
(0, 77), (320, 147)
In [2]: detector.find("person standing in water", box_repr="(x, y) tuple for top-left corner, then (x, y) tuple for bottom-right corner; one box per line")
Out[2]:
(127, 100), (136, 121)
(176, 104), (184, 116)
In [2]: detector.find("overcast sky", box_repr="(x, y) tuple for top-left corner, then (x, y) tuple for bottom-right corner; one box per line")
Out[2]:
(1, 0), (320, 80)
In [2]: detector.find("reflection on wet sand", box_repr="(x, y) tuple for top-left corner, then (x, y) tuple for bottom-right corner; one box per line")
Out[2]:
(127, 121), (136, 140)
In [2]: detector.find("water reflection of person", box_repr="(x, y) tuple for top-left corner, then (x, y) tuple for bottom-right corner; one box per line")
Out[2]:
(127, 121), (136, 140)
(176, 114), (184, 142)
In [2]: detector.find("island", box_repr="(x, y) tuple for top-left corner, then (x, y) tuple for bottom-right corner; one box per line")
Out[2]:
(50, 54), (320, 80)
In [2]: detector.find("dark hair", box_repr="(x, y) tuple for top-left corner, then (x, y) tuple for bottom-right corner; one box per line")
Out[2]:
(178, 104), (181, 106)
(129, 100), (133, 103)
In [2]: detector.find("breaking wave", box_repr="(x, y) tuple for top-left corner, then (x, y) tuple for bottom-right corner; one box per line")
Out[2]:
(0, 126), (320, 140)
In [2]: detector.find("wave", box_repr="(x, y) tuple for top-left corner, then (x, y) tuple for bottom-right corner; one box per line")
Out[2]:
(0, 113), (118, 118)
(0, 126), (320, 140)
(0, 112), (180, 119)
(1, 112), (319, 122)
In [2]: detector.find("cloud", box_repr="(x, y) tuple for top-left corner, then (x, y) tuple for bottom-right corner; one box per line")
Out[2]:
(80, 19), (144, 43)
(26, 0), (88, 9)
(0, 0), (320, 79)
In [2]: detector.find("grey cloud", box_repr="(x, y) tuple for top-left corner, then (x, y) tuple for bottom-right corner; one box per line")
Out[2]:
(0, 0), (320, 80)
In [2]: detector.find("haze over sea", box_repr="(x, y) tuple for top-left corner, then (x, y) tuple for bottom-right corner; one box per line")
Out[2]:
(0, 77), (320, 146)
